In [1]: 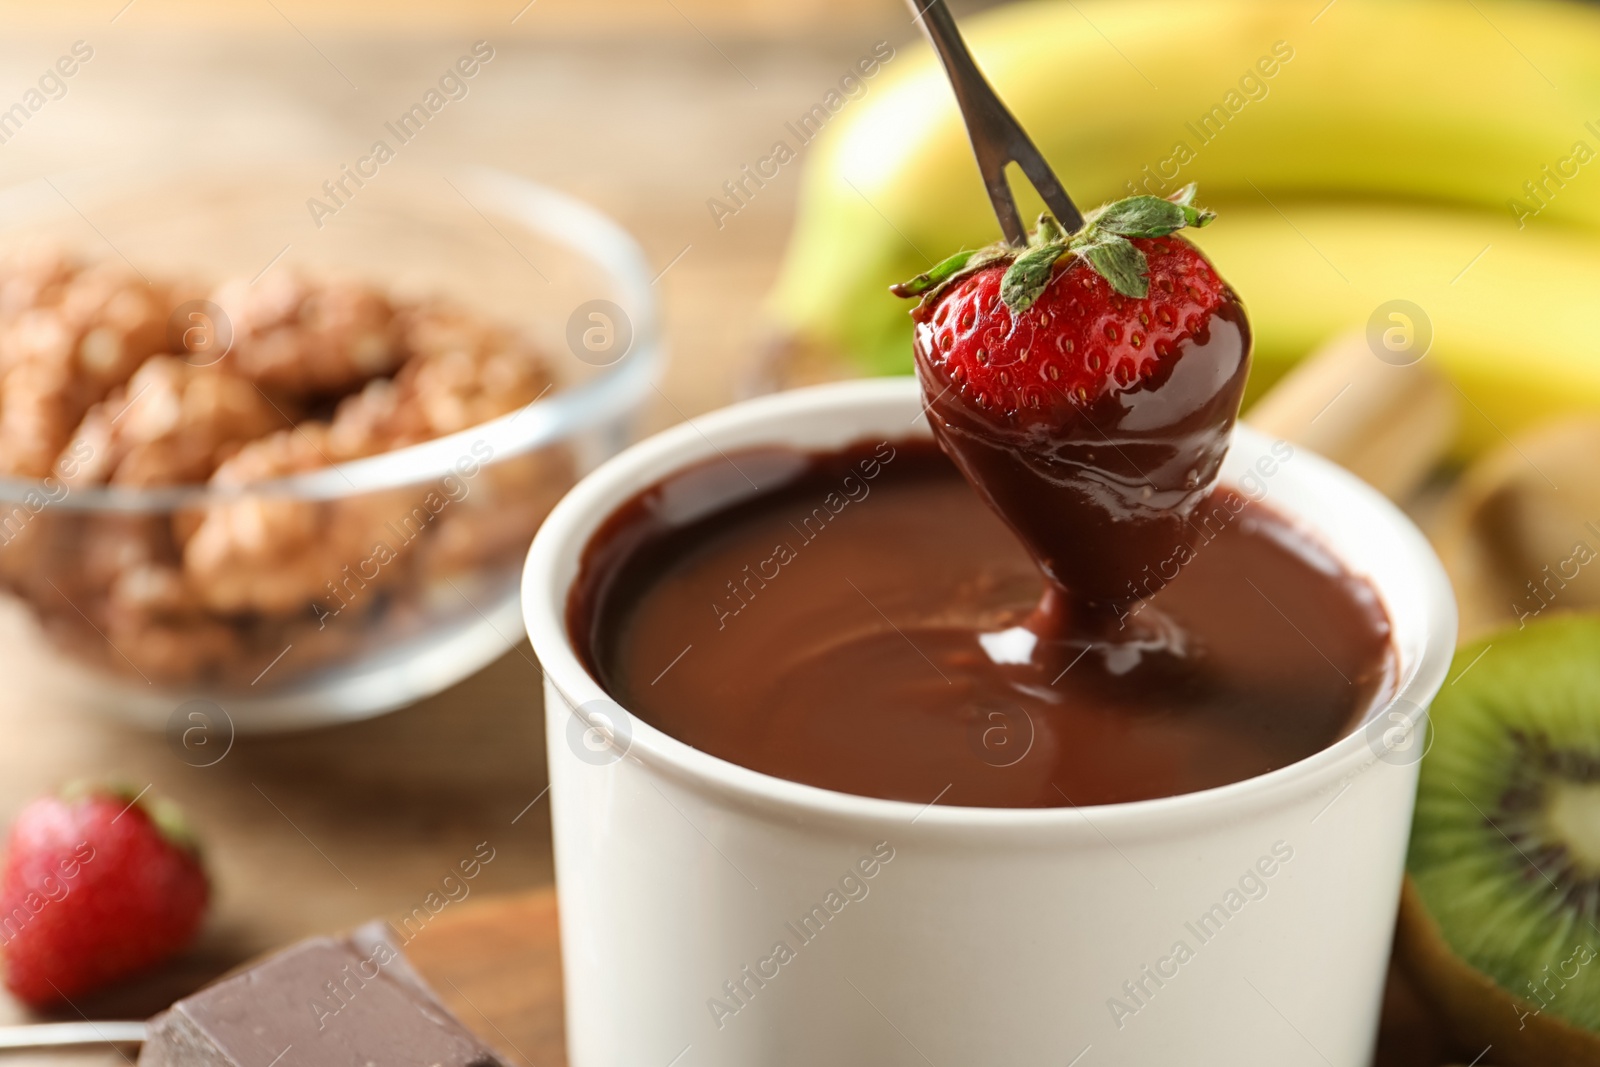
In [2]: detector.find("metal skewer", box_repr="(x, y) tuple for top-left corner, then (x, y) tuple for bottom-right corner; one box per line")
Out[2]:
(0, 1020), (147, 1050)
(907, 0), (1085, 242)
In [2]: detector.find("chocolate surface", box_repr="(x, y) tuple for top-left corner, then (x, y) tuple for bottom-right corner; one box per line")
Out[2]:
(137, 921), (504, 1067)
(572, 438), (1396, 808)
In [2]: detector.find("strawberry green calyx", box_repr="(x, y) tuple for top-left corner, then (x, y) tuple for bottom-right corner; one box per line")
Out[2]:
(60, 778), (140, 807)
(59, 779), (203, 856)
(892, 183), (1216, 312)
(144, 794), (204, 857)
(1008, 184), (1214, 308)
(889, 247), (1008, 301)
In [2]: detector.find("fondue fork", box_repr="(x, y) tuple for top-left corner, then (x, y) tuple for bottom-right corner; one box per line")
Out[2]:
(906, 0), (1085, 241)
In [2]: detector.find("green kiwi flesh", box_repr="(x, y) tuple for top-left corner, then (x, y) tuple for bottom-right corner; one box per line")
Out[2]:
(1406, 612), (1600, 1056)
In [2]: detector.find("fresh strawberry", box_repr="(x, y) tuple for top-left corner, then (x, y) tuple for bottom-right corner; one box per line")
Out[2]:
(894, 186), (1252, 628)
(0, 784), (208, 1008)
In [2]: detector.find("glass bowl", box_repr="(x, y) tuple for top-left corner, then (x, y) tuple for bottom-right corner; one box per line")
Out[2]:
(0, 165), (660, 732)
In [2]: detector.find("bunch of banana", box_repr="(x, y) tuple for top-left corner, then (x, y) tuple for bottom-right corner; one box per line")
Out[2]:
(767, 0), (1600, 453)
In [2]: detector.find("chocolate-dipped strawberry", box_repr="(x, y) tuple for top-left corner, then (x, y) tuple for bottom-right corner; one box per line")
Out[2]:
(894, 187), (1250, 639)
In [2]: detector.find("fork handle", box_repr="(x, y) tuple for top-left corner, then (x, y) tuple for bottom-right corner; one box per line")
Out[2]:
(0, 1021), (147, 1049)
(908, 0), (1085, 241)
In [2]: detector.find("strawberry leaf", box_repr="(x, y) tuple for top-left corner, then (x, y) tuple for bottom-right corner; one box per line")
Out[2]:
(891, 246), (1014, 308)
(1067, 187), (1213, 295)
(1000, 242), (1066, 312)
(1079, 236), (1149, 299)
(1178, 200), (1216, 228)
(1090, 196), (1212, 239)
(891, 249), (980, 298)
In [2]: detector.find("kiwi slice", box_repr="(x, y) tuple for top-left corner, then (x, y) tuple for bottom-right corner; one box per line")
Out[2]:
(1402, 612), (1600, 1064)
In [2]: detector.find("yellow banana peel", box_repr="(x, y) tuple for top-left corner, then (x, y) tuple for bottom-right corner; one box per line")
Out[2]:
(1190, 204), (1600, 455)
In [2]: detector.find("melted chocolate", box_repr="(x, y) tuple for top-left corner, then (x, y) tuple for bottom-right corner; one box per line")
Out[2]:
(569, 439), (1395, 808)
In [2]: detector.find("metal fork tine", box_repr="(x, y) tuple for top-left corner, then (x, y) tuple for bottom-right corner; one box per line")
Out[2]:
(909, 0), (1086, 240)
(1011, 138), (1085, 235)
(979, 157), (1027, 247)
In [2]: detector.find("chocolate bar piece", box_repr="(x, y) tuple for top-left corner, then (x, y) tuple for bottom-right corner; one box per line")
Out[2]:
(138, 921), (505, 1067)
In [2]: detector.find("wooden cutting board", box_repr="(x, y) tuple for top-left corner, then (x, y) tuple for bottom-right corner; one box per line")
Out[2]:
(399, 889), (569, 1067)
(401, 889), (1464, 1067)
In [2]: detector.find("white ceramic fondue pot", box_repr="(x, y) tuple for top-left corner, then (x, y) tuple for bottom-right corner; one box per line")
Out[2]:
(522, 377), (1457, 1067)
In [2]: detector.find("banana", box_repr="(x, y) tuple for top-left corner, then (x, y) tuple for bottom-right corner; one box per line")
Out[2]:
(1191, 204), (1600, 455)
(768, 0), (1600, 450)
